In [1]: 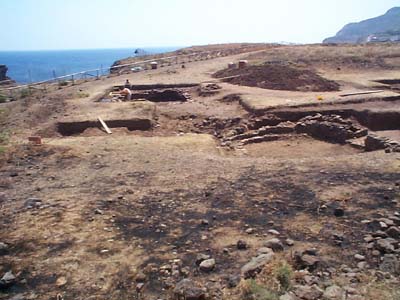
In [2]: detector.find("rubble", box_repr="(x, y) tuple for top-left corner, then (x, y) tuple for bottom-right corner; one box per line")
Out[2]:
(295, 114), (368, 144)
(198, 83), (222, 96)
(365, 134), (400, 152)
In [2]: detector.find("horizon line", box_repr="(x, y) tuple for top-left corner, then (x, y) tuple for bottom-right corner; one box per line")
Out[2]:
(0, 46), (184, 52)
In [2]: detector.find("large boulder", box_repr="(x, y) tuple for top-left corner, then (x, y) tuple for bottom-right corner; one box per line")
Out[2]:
(173, 279), (206, 300)
(241, 253), (274, 278)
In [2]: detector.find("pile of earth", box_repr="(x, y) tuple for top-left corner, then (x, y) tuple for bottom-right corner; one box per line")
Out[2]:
(213, 63), (340, 92)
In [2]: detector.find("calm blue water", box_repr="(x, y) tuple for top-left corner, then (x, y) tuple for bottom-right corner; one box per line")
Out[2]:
(0, 47), (179, 84)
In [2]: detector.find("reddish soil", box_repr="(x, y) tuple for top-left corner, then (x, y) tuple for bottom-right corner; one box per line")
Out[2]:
(214, 64), (340, 92)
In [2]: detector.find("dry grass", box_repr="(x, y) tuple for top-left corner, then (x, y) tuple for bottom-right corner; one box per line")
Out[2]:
(77, 91), (90, 98)
(0, 108), (10, 154)
(365, 282), (400, 300)
(240, 280), (280, 300)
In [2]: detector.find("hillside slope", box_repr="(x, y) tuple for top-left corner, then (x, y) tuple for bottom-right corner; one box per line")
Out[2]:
(324, 7), (400, 43)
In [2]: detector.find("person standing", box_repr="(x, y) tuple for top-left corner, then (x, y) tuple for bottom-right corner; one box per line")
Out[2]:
(124, 79), (131, 89)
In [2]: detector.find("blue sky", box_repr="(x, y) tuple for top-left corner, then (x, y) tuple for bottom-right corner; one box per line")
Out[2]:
(0, 0), (399, 50)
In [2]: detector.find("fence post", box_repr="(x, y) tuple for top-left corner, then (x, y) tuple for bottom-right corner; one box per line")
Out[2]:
(96, 70), (99, 80)
(71, 74), (74, 85)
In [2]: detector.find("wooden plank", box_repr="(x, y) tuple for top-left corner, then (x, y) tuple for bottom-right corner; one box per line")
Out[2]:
(339, 90), (384, 97)
(98, 117), (112, 134)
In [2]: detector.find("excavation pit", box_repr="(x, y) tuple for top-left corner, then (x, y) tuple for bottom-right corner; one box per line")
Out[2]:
(103, 84), (198, 103)
(129, 89), (190, 102)
(57, 118), (152, 136)
(56, 101), (156, 136)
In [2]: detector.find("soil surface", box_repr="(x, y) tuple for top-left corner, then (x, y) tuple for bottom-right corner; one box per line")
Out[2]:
(0, 43), (400, 300)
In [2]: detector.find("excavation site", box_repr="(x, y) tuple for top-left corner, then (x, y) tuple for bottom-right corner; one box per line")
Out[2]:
(1, 43), (400, 300)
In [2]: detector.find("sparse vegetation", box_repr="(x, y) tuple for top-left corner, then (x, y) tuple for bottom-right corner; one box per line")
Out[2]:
(0, 108), (9, 154)
(0, 94), (6, 103)
(241, 280), (280, 300)
(0, 130), (9, 145)
(240, 260), (294, 300)
(275, 261), (293, 292)
(20, 88), (31, 98)
(77, 91), (90, 98)
(360, 277), (400, 300)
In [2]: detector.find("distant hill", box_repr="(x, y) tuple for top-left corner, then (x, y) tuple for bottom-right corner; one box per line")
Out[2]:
(324, 7), (400, 43)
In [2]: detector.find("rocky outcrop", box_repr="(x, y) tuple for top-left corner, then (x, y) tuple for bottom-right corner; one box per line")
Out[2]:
(0, 65), (15, 85)
(0, 65), (8, 81)
(324, 7), (400, 43)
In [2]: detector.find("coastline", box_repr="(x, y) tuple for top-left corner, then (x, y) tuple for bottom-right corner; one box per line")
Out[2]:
(0, 47), (179, 84)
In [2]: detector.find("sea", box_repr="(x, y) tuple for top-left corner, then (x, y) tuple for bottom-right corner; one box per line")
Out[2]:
(0, 47), (179, 84)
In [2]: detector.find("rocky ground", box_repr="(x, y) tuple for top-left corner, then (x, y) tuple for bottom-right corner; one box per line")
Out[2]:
(0, 43), (400, 300)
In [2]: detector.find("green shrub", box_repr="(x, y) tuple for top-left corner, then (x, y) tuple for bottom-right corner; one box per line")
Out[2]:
(242, 280), (279, 300)
(0, 94), (6, 103)
(58, 80), (69, 87)
(275, 261), (293, 292)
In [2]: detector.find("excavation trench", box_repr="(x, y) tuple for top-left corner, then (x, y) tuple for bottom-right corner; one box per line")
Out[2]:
(100, 84), (199, 103)
(114, 83), (199, 90)
(260, 109), (400, 131)
(57, 119), (152, 136)
(59, 83), (400, 152)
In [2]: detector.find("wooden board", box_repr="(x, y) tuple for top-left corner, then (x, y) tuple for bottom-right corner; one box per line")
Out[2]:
(339, 90), (384, 97)
(98, 117), (112, 134)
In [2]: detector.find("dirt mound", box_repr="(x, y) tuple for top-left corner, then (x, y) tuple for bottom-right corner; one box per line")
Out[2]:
(214, 64), (340, 92)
